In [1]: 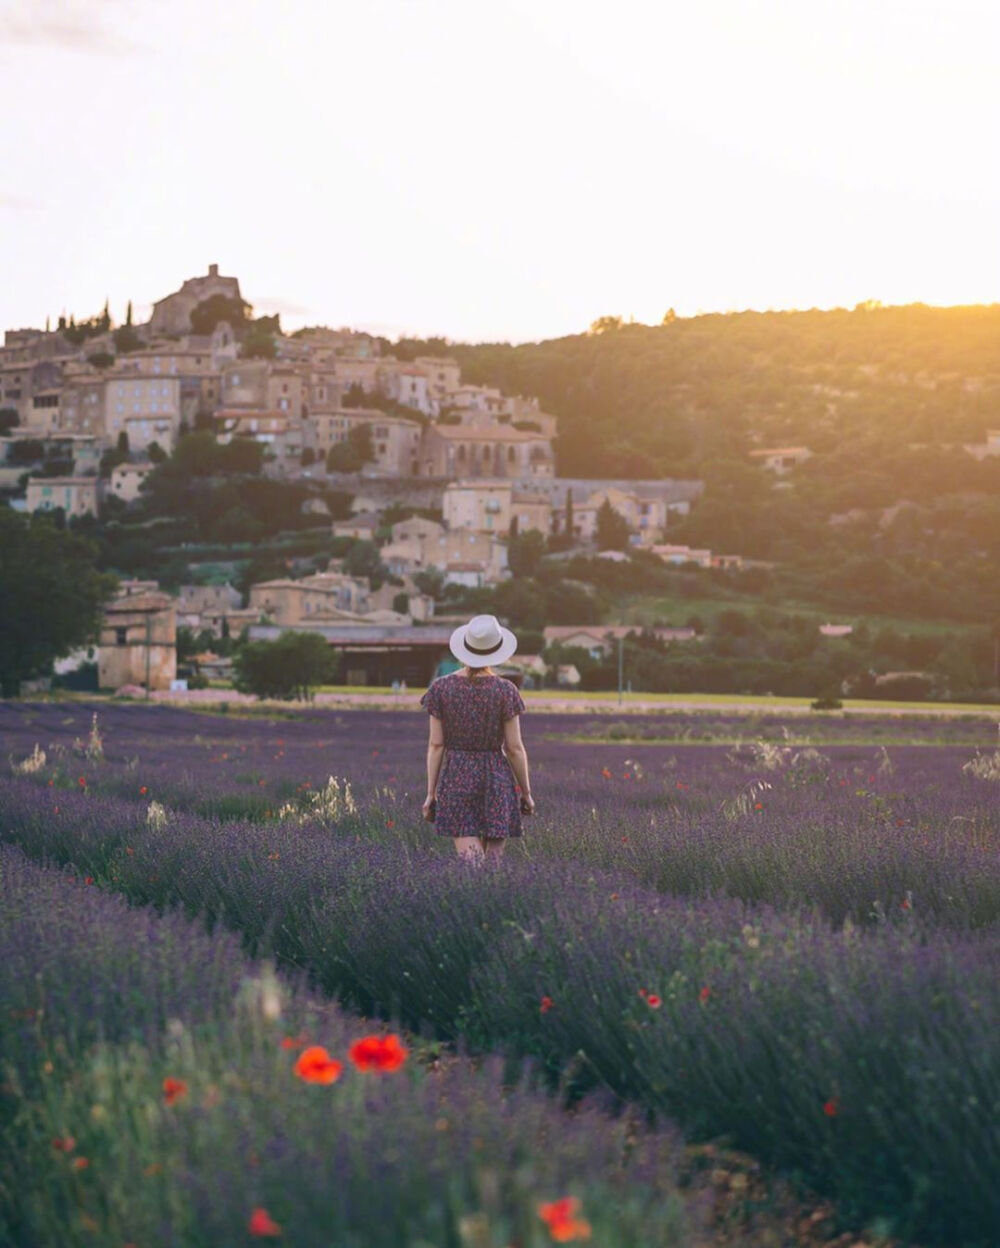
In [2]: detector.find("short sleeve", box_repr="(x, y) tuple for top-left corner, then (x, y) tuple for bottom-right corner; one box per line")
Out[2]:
(501, 679), (526, 721)
(420, 680), (443, 718)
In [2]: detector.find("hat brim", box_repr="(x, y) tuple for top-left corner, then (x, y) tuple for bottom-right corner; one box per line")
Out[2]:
(449, 623), (519, 668)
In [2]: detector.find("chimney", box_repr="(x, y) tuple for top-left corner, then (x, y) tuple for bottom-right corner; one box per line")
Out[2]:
(208, 264), (219, 277)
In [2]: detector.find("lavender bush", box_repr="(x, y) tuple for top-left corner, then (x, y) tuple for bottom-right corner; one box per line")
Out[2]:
(0, 845), (699, 1248)
(1, 700), (998, 1243)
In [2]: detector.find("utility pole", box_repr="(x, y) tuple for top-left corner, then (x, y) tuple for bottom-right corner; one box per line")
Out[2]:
(617, 635), (624, 706)
(145, 611), (151, 700)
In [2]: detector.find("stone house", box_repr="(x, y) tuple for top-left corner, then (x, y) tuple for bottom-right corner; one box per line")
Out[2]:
(650, 543), (714, 568)
(98, 592), (176, 691)
(442, 480), (512, 534)
(109, 462), (154, 503)
(381, 528), (508, 584)
(543, 625), (697, 658)
(248, 573), (371, 625)
(379, 363), (432, 415)
(25, 476), (100, 518)
(306, 409), (422, 476)
(105, 375), (181, 450)
(331, 512), (381, 541)
(413, 356), (462, 411)
(419, 424), (554, 479)
(748, 446), (813, 473)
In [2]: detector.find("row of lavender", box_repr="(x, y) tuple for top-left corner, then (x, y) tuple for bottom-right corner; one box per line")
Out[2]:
(7, 701), (998, 931)
(0, 843), (701, 1248)
(1, 773), (997, 1243)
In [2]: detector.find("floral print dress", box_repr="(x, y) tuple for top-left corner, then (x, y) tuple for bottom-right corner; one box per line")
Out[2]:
(420, 673), (526, 839)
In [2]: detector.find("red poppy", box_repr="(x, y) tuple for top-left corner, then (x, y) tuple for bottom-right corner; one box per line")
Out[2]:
(163, 1077), (188, 1106)
(280, 1033), (309, 1051)
(78, 776), (86, 787)
(125, 847), (134, 855)
(601, 768), (611, 779)
(823, 1098), (839, 1117)
(348, 1033), (409, 1073)
(645, 994), (662, 1009)
(538, 1196), (591, 1242)
(699, 986), (712, 1004)
(51, 1136), (76, 1152)
(248, 1206), (282, 1238)
(71, 1156), (90, 1171)
(637, 988), (647, 999)
(293, 1046), (344, 1084)
(540, 996), (554, 1014)
(754, 803), (763, 810)
(84, 877), (94, 886)
(900, 898), (911, 910)
(139, 786), (147, 795)
(386, 820), (395, 829)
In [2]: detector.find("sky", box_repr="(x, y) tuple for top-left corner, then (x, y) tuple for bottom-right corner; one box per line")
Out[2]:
(2, 0), (999, 344)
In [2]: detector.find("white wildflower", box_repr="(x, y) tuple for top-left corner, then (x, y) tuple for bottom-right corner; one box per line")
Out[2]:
(146, 800), (168, 831)
(10, 743), (46, 774)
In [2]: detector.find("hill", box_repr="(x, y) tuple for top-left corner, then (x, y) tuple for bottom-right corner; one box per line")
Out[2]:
(388, 304), (1000, 625)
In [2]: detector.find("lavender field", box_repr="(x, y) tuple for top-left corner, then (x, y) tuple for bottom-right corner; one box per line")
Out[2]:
(1, 700), (998, 1247)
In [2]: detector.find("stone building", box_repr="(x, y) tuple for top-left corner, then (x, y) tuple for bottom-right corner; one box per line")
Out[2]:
(25, 476), (100, 518)
(149, 264), (244, 336)
(98, 592), (177, 691)
(419, 424), (554, 479)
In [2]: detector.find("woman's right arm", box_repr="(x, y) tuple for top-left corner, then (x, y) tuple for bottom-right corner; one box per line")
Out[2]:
(424, 712), (445, 820)
(503, 714), (534, 813)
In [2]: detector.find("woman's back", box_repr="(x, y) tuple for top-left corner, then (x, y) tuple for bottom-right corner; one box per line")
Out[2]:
(421, 673), (524, 751)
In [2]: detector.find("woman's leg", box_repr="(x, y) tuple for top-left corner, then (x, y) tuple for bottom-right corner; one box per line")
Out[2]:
(482, 836), (505, 863)
(454, 836), (485, 864)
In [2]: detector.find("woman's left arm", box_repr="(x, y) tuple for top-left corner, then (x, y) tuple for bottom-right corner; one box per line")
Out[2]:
(423, 713), (445, 820)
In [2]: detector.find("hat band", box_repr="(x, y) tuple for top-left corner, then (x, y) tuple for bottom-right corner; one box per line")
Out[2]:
(465, 634), (504, 656)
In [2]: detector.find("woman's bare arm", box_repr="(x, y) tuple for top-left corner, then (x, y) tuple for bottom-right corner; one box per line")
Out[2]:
(423, 713), (445, 820)
(503, 714), (534, 812)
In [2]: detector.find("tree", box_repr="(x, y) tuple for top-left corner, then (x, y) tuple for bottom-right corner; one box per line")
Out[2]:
(241, 314), (281, 360)
(344, 538), (383, 582)
(113, 324), (142, 354)
(326, 424), (375, 473)
(565, 488), (574, 537)
(0, 511), (118, 697)
(233, 631), (339, 701)
(508, 529), (546, 577)
(0, 408), (20, 435)
(125, 299), (133, 327)
(595, 499), (630, 550)
(189, 294), (251, 336)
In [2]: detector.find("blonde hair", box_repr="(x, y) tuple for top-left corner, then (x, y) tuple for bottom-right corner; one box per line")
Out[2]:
(463, 664), (495, 678)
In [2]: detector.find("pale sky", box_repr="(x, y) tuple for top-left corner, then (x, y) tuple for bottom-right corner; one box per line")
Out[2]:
(2, 0), (999, 344)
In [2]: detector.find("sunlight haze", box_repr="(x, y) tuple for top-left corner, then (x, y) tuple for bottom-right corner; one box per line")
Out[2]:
(2, 0), (998, 342)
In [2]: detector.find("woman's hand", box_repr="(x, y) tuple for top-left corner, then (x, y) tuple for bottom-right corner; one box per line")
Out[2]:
(422, 795), (437, 822)
(520, 793), (535, 816)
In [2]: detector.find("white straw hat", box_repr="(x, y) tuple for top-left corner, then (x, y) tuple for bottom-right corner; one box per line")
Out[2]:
(449, 613), (518, 668)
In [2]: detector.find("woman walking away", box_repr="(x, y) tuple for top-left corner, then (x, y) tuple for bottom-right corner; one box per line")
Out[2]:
(421, 614), (534, 866)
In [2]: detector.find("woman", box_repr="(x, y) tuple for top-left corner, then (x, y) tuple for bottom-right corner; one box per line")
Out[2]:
(420, 614), (534, 865)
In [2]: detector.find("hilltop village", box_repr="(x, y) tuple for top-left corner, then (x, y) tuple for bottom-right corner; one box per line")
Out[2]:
(1, 265), (711, 691)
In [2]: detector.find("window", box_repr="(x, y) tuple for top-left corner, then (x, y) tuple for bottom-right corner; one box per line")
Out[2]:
(231, 373), (240, 386)
(507, 446), (516, 463)
(115, 627), (127, 645)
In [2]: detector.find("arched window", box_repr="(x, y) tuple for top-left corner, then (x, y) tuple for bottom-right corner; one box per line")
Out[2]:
(457, 444), (466, 463)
